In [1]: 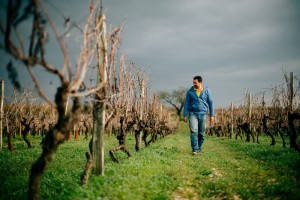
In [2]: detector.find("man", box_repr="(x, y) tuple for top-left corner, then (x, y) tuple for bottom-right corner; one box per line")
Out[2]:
(183, 76), (214, 155)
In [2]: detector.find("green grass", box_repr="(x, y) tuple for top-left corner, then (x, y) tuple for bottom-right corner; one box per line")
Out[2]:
(1, 122), (300, 199)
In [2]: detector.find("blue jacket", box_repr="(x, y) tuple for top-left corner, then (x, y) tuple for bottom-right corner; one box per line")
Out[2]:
(183, 86), (214, 117)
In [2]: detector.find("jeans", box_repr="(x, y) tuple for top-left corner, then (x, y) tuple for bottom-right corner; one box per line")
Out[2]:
(189, 113), (206, 152)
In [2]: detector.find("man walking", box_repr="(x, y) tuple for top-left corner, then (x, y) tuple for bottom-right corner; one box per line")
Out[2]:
(183, 76), (214, 155)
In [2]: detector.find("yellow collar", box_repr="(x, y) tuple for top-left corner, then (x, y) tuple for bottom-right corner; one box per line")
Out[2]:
(194, 86), (203, 92)
(194, 86), (203, 96)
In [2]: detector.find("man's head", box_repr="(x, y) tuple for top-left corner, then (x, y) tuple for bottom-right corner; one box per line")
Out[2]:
(193, 76), (202, 89)
(193, 76), (202, 83)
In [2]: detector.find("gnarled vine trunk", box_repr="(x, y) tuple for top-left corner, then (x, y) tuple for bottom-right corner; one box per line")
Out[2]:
(288, 112), (300, 151)
(28, 87), (81, 199)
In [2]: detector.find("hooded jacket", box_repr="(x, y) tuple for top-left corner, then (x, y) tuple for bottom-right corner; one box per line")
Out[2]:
(183, 86), (214, 117)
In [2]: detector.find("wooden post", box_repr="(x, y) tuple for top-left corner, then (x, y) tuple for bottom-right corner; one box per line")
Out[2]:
(289, 72), (294, 148)
(248, 93), (252, 130)
(261, 94), (266, 134)
(139, 79), (145, 120)
(138, 80), (145, 147)
(19, 122), (22, 137)
(231, 102), (233, 139)
(65, 97), (69, 116)
(92, 14), (107, 176)
(0, 80), (4, 150)
(160, 104), (163, 121)
(221, 109), (224, 126)
(289, 72), (294, 112)
(74, 126), (79, 140)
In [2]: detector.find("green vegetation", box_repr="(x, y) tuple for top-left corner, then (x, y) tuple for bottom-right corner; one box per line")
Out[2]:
(1, 122), (300, 199)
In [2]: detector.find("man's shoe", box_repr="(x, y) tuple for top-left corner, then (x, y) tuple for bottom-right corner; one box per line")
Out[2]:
(192, 151), (198, 155)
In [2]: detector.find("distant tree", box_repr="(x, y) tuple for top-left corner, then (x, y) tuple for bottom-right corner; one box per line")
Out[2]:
(158, 87), (187, 119)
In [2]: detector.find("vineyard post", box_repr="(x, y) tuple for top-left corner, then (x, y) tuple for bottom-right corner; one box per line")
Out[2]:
(139, 80), (145, 148)
(0, 80), (4, 150)
(289, 72), (294, 148)
(248, 93), (252, 130)
(230, 102), (233, 139)
(160, 104), (163, 120)
(65, 97), (69, 116)
(260, 93), (266, 137)
(221, 108), (224, 126)
(19, 122), (22, 137)
(289, 72), (294, 111)
(92, 14), (107, 176)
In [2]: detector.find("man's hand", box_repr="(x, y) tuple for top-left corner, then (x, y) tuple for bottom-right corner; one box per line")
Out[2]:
(209, 117), (214, 125)
(184, 117), (187, 123)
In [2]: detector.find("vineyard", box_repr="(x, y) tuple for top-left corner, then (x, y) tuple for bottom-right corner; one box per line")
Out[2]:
(1, 123), (300, 199)
(0, 0), (300, 199)
(0, 70), (299, 200)
(211, 72), (300, 150)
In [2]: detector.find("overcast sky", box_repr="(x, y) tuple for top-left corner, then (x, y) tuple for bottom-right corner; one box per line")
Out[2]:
(0, 0), (299, 108)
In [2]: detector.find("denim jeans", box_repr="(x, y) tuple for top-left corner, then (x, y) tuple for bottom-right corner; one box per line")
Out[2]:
(189, 113), (206, 152)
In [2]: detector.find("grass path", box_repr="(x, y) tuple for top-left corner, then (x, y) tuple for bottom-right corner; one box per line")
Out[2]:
(1, 122), (300, 199)
(83, 125), (300, 200)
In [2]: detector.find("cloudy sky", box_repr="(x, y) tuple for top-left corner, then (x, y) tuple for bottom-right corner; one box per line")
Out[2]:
(0, 0), (299, 108)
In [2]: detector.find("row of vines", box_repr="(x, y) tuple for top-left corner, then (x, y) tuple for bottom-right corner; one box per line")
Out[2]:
(0, 1), (179, 199)
(0, 0), (299, 199)
(1, 70), (178, 154)
(210, 71), (300, 151)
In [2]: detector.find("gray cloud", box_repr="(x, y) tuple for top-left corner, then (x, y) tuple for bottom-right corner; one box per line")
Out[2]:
(0, 0), (299, 108)
(104, 0), (300, 106)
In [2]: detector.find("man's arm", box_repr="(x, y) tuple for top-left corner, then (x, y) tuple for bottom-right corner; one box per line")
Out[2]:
(183, 91), (189, 123)
(207, 89), (214, 125)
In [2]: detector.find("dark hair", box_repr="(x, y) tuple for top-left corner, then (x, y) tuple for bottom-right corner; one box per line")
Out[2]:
(193, 76), (202, 83)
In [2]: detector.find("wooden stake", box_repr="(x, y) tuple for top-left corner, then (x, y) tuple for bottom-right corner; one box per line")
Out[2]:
(0, 80), (4, 150)
(248, 93), (252, 130)
(93, 14), (107, 176)
(231, 102), (233, 139)
(290, 72), (294, 111)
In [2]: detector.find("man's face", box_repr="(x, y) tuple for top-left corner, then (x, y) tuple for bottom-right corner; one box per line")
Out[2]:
(193, 79), (201, 89)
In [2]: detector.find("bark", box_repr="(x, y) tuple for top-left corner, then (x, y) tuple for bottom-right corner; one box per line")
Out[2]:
(83, 121), (89, 140)
(80, 136), (93, 185)
(21, 118), (34, 148)
(28, 129), (64, 200)
(255, 123), (262, 144)
(266, 131), (276, 146)
(109, 143), (131, 163)
(67, 130), (72, 141)
(135, 129), (142, 151)
(235, 126), (243, 140)
(134, 121), (144, 151)
(288, 112), (300, 151)
(278, 128), (286, 148)
(109, 117), (132, 163)
(23, 135), (32, 148)
(262, 115), (276, 146)
(142, 129), (149, 147)
(8, 132), (14, 152)
(81, 152), (93, 185)
(74, 128), (79, 140)
(28, 87), (81, 200)
(240, 123), (255, 143)
(143, 128), (158, 147)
